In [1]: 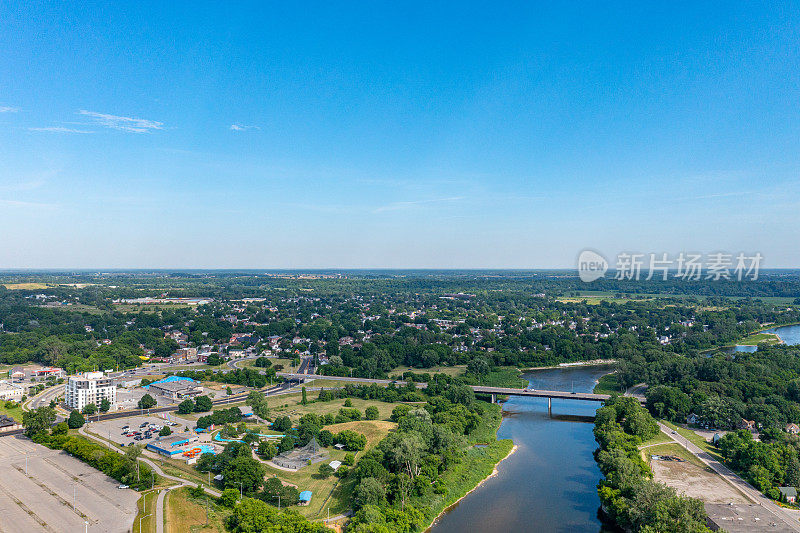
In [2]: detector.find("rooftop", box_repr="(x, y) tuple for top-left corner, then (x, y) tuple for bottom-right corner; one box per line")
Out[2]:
(705, 503), (795, 533)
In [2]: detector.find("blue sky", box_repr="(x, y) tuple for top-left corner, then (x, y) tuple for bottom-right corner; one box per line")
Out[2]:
(1, 2), (799, 268)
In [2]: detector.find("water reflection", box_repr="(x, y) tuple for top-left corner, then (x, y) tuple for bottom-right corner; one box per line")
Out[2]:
(429, 366), (612, 533)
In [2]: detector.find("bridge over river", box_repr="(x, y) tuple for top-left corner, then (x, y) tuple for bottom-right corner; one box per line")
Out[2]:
(276, 372), (642, 407)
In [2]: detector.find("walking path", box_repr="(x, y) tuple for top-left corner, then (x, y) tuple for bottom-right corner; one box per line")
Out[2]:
(78, 424), (220, 533)
(657, 421), (800, 532)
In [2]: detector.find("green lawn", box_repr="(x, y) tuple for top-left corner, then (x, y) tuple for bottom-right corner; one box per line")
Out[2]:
(390, 364), (466, 378)
(638, 430), (672, 448)
(738, 332), (782, 346)
(133, 489), (161, 533)
(259, 420), (397, 519)
(660, 421), (724, 463)
(0, 401), (24, 421)
(593, 372), (623, 394)
(645, 442), (707, 469)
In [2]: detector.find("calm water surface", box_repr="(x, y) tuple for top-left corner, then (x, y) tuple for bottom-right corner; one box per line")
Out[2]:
(766, 323), (800, 345)
(429, 366), (612, 533)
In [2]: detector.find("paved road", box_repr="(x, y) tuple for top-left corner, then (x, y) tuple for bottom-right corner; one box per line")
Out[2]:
(658, 421), (800, 532)
(78, 424), (221, 533)
(277, 372), (626, 404)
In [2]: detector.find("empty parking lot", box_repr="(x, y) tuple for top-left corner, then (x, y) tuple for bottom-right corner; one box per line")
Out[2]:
(0, 435), (139, 533)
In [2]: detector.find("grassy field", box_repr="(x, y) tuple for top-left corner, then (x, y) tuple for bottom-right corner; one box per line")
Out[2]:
(3, 282), (51, 289)
(390, 364), (466, 377)
(645, 442), (707, 468)
(133, 489), (161, 533)
(270, 395), (402, 423)
(738, 332), (782, 345)
(660, 421), (724, 463)
(0, 401), (24, 421)
(638, 430), (672, 448)
(593, 372), (623, 394)
(165, 487), (229, 533)
(261, 420), (397, 519)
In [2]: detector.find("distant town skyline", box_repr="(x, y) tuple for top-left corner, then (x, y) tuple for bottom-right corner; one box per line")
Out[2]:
(2, 3), (799, 268)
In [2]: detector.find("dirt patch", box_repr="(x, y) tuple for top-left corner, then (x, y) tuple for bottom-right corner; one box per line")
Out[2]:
(651, 457), (748, 504)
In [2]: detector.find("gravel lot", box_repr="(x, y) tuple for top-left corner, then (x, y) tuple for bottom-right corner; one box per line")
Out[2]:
(0, 435), (139, 533)
(651, 453), (749, 504)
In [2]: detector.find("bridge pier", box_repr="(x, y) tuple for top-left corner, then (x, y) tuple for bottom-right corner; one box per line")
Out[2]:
(548, 396), (551, 415)
(490, 393), (496, 404)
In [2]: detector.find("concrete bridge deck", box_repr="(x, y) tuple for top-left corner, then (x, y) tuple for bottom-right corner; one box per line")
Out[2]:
(276, 372), (638, 404)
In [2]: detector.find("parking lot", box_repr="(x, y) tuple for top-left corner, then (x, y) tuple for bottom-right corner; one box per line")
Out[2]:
(0, 435), (139, 533)
(86, 415), (189, 448)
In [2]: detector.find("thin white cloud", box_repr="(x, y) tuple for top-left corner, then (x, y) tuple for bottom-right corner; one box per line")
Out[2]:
(78, 110), (163, 133)
(0, 106), (20, 113)
(28, 126), (94, 134)
(0, 198), (57, 209)
(373, 196), (465, 213)
(230, 123), (260, 131)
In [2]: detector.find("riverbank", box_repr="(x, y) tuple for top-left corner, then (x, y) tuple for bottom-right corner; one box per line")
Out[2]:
(424, 443), (518, 532)
(521, 358), (616, 371)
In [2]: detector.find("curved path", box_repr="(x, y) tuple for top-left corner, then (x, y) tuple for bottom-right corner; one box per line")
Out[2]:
(78, 424), (220, 533)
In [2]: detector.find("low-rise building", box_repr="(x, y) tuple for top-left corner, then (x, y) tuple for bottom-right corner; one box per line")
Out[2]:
(146, 434), (199, 456)
(0, 380), (24, 402)
(65, 371), (116, 411)
(780, 486), (798, 504)
(0, 415), (21, 432)
(148, 377), (203, 400)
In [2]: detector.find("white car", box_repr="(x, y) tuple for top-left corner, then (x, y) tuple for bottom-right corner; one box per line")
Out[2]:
(118, 485), (129, 489)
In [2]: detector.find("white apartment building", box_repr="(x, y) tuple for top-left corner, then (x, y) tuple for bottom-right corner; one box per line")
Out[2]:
(0, 380), (24, 402)
(65, 372), (116, 411)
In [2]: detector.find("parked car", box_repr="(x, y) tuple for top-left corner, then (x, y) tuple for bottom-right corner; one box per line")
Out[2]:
(118, 485), (129, 489)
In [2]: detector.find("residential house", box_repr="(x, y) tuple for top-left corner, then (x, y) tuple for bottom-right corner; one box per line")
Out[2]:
(779, 487), (798, 504)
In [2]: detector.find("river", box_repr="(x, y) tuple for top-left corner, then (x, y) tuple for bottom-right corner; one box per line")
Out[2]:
(721, 323), (800, 354)
(429, 366), (613, 533)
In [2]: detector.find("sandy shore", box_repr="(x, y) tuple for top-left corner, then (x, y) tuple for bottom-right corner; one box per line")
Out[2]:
(424, 444), (519, 531)
(521, 359), (616, 371)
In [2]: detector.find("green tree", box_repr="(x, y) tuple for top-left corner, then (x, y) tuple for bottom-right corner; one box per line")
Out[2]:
(23, 406), (57, 436)
(219, 488), (239, 507)
(222, 456), (265, 495)
(82, 403), (97, 415)
(301, 387), (307, 406)
(178, 399), (194, 414)
(257, 441), (278, 459)
(99, 398), (111, 413)
(194, 395), (213, 412)
(355, 477), (385, 507)
(137, 394), (156, 409)
(365, 406), (379, 420)
(67, 410), (85, 429)
(318, 463), (335, 478)
(159, 426), (172, 437)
